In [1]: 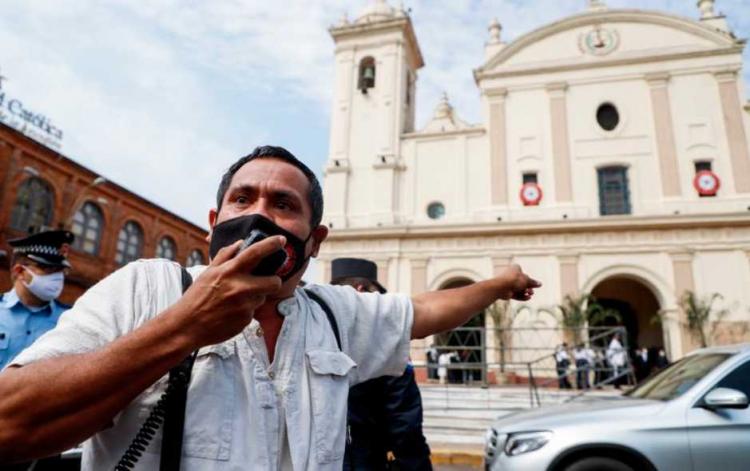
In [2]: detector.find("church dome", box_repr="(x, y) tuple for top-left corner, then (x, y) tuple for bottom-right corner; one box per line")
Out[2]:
(355, 0), (403, 24)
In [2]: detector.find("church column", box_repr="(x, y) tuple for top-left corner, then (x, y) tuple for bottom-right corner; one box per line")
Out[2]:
(546, 82), (573, 203)
(670, 251), (696, 357)
(714, 70), (750, 193)
(317, 257), (331, 285)
(371, 256), (390, 290)
(557, 254), (579, 345)
(410, 257), (430, 380)
(646, 73), (682, 197)
(410, 257), (428, 295)
(487, 88), (509, 206)
(492, 255), (512, 277)
(558, 254), (579, 299)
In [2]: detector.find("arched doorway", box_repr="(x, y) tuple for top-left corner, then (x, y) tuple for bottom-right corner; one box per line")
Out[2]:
(436, 278), (485, 384)
(591, 276), (664, 352)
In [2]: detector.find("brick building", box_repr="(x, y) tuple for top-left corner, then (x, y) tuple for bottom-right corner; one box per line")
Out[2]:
(0, 122), (208, 304)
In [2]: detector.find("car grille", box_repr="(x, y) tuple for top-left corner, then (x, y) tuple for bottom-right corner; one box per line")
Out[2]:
(485, 428), (507, 469)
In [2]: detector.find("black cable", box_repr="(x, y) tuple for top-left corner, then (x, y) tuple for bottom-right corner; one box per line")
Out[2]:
(114, 352), (196, 471)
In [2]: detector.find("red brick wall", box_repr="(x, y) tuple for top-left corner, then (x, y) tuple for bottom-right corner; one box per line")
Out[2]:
(0, 124), (209, 303)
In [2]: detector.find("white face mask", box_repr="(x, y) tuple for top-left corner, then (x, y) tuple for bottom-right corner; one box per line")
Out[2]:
(23, 267), (65, 302)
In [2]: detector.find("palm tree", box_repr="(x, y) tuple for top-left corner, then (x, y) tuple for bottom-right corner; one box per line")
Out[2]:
(679, 291), (729, 348)
(540, 294), (621, 344)
(486, 300), (511, 373)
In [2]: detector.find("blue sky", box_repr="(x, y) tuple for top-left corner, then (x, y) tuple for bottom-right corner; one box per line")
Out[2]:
(1, 0), (749, 232)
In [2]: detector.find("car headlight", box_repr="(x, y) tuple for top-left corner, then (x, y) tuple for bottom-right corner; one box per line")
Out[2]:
(504, 431), (552, 456)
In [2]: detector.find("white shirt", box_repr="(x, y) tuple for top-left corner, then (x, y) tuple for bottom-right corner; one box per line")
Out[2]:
(585, 348), (597, 365)
(607, 338), (626, 367)
(12, 260), (413, 470)
(554, 348), (569, 364)
(573, 349), (587, 362)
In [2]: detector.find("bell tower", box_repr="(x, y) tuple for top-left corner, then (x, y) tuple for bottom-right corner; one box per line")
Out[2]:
(324, 0), (424, 229)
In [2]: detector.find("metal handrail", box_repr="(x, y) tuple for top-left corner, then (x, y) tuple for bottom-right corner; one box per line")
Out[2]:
(525, 326), (631, 407)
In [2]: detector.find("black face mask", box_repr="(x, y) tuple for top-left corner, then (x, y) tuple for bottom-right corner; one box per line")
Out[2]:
(209, 214), (313, 281)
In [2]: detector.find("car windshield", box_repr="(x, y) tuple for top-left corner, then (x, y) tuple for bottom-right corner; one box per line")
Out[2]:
(627, 353), (730, 401)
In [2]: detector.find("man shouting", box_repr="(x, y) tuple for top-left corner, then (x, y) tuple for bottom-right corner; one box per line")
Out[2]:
(0, 146), (540, 470)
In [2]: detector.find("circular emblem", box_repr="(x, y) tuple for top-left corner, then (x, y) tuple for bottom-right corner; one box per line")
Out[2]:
(520, 182), (543, 206)
(578, 25), (619, 56)
(693, 170), (720, 196)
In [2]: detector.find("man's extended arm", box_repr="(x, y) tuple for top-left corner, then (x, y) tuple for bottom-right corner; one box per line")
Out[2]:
(411, 264), (540, 339)
(0, 236), (285, 463)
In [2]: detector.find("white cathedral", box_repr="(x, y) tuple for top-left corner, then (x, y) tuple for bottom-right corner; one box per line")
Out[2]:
(318, 0), (750, 376)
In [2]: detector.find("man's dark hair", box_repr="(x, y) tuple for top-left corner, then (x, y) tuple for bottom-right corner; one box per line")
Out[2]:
(216, 145), (324, 228)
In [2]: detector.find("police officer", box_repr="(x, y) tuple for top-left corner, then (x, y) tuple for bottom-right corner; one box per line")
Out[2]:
(331, 257), (432, 471)
(0, 230), (74, 370)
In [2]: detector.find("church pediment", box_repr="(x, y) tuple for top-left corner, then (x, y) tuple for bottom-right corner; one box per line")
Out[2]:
(476, 9), (741, 80)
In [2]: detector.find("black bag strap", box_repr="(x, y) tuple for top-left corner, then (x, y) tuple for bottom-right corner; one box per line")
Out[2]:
(304, 289), (342, 351)
(159, 268), (195, 471)
(116, 267), (196, 471)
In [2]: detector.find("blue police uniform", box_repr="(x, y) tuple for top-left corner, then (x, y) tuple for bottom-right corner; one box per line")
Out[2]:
(1, 229), (74, 371)
(0, 289), (70, 370)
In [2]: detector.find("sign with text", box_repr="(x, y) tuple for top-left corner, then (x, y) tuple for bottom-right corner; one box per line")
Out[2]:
(0, 72), (63, 149)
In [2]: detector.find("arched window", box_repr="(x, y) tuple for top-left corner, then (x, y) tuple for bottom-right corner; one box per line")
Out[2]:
(115, 221), (144, 265)
(71, 202), (104, 255)
(358, 56), (376, 93)
(156, 236), (177, 261)
(186, 249), (205, 267)
(10, 177), (54, 233)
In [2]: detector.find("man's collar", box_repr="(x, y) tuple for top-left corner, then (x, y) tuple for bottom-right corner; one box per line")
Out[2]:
(1, 289), (21, 309)
(2, 289), (53, 313)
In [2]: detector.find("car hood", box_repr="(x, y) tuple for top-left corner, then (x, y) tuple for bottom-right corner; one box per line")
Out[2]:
(492, 397), (666, 432)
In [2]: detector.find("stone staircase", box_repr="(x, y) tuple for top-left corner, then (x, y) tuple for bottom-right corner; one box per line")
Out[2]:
(420, 384), (619, 447)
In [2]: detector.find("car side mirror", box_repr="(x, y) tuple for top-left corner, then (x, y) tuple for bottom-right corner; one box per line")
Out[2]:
(703, 387), (749, 410)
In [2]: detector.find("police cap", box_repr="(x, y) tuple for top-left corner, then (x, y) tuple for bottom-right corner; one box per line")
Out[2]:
(8, 230), (75, 269)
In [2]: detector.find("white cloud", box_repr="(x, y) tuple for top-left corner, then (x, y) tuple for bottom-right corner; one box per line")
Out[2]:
(0, 0), (748, 231)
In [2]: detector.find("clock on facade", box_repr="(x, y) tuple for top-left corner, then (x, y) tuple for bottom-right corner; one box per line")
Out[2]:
(693, 170), (720, 196)
(520, 182), (543, 206)
(579, 25), (619, 56)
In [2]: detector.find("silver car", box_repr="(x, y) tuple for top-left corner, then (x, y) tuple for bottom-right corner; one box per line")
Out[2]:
(484, 344), (750, 471)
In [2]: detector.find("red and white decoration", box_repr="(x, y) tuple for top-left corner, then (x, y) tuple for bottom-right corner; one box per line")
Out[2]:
(520, 182), (543, 206)
(693, 170), (720, 197)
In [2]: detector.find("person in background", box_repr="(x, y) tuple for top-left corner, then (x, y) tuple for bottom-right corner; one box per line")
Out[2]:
(1, 230), (75, 471)
(0, 230), (74, 371)
(573, 344), (592, 390)
(634, 347), (651, 382)
(607, 333), (627, 389)
(437, 350), (452, 385)
(592, 347), (607, 389)
(330, 257), (432, 471)
(554, 343), (572, 390)
(426, 344), (438, 380)
(655, 348), (669, 371)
